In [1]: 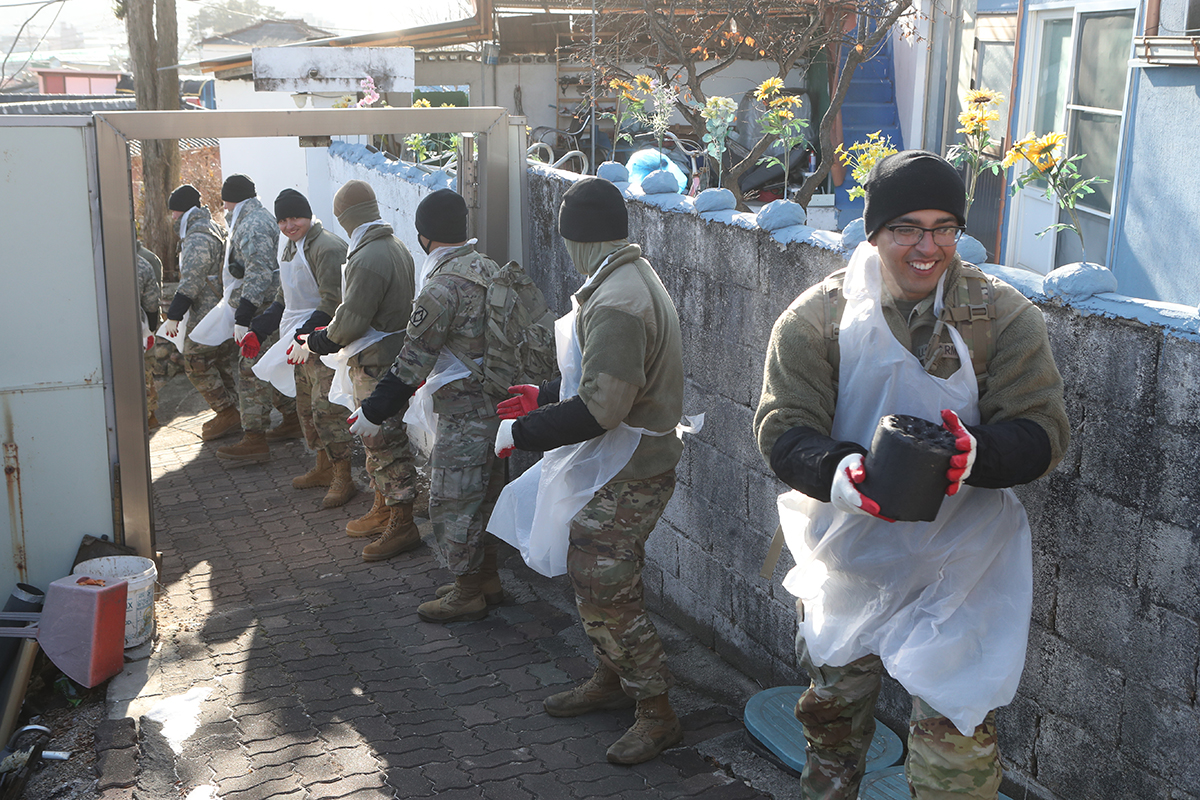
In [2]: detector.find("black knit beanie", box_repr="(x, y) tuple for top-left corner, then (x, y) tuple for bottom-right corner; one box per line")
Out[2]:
(863, 151), (966, 239)
(414, 189), (468, 243)
(558, 177), (627, 242)
(168, 184), (201, 212)
(274, 188), (312, 221)
(221, 173), (256, 203)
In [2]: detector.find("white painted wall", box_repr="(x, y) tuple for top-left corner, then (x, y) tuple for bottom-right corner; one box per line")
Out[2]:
(213, 78), (312, 221)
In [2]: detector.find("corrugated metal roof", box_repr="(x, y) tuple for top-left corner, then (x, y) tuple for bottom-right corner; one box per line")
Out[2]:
(0, 97), (135, 115)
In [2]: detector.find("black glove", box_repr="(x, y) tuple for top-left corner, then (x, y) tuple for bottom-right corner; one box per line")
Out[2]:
(294, 310), (333, 344)
(770, 426), (868, 502)
(234, 297), (258, 327)
(249, 301), (285, 340)
(145, 309), (159, 329)
(512, 396), (607, 452)
(962, 418), (1052, 489)
(165, 292), (193, 322)
(360, 371), (418, 424)
(304, 327), (342, 356)
(538, 377), (562, 407)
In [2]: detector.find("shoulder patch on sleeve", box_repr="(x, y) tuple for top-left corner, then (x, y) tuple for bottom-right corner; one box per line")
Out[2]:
(407, 292), (447, 339)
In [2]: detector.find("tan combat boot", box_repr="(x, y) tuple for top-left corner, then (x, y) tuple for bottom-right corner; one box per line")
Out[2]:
(605, 691), (683, 765)
(361, 503), (421, 561)
(435, 542), (503, 605)
(322, 459), (358, 509)
(147, 412), (160, 430)
(265, 409), (303, 441)
(215, 431), (269, 465)
(200, 406), (241, 441)
(417, 572), (489, 623)
(346, 491), (389, 537)
(544, 662), (635, 718)
(292, 450), (332, 490)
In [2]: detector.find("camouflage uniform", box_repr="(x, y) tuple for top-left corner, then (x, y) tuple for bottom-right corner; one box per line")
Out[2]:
(351, 364), (417, 504)
(226, 197), (295, 432)
(794, 634), (1001, 799)
(284, 221), (352, 462)
(567, 469), (676, 699)
(136, 252), (161, 416)
(175, 207), (238, 413)
(387, 245), (507, 575)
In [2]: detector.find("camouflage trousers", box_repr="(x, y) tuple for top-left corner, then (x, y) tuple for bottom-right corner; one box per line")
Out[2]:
(182, 337), (238, 413)
(238, 330), (296, 432)
(429, 409), (505, 576)
(144, 346), (159, 415)
(350, 364), (416, 505)
(567, 469), (676, 701)
(794, 631), (1002, 799)
(295, 357), (354, 462)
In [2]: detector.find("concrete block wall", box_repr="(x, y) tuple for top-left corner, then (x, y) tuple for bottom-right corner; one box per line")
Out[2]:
(526, 165), (1200, 800)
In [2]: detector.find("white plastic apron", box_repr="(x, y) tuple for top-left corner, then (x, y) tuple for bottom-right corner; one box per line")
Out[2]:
(778, 242), (1032, 735)
(188, 201), (246, 347)
(157, 206), (198, 354)
(401, 241), (482, 458)
(488, 272), (702, 578)
(252, 239), (321, 397)
(321, 220), (391, 411)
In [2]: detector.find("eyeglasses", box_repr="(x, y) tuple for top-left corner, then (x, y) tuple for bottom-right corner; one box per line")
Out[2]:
(885, 225), (965, 247)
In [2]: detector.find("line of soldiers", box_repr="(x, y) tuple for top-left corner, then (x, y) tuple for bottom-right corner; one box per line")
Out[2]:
(142, 174), (688, 766)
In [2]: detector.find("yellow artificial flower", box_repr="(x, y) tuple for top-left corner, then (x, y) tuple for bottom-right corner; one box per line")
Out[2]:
(610, 78), (633, 93)
(633, 74), (654, 92)
(755, 76), (784, 101)
(957, 108), (1000, 135)
(965, 89), (1004, 107)
(770, 94), (803, 108)
(412, 98), (432, 108)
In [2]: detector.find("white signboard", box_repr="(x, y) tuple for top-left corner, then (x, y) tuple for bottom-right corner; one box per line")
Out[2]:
(253, 46), (416, 93)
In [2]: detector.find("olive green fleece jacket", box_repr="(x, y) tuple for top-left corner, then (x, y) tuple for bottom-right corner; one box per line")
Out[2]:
(574, 243), (685, 482)
(275, 220), (346, 319)
(325, 200), (416, 369)
(755, 256), (1070, 471)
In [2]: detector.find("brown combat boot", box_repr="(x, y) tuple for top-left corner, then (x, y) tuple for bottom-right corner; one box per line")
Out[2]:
(417, 572), (489, 623)
(346, 491), (389, 538)
(605, 691), (683, 765)
(361, 504), (421, 561)
(436, 542), (503, 605)
(292, 450), (332, 490)
(200, 406), (241, 441)
(265, 409), (303, 441)
(215, 431), (269, 465)
(544, 662), (635, 718)
(147, 412), (160, 430)
(322, 459), (358, 509)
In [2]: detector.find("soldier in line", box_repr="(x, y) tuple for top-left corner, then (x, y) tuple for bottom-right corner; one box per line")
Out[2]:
(161, 185), (241, 441)
(214, 174), (302, 466)
(493, 178), (687, 765)
(302, 180), (419, 560)
(353, 189), (508, 622)
(135, 247), (161, 429)
(244, 189), (357, 508)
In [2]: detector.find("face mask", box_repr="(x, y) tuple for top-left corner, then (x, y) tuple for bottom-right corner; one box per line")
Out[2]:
(418, 235), (432, 255)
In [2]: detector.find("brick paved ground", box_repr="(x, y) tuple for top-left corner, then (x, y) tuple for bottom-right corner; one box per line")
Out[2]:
(103, 378), (800, 800)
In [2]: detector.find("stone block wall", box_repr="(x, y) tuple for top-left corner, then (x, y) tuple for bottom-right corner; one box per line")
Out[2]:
(526, 165), (1200, 800)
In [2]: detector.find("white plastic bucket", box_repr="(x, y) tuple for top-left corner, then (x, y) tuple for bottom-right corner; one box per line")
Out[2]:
(72, 556), (157, 648)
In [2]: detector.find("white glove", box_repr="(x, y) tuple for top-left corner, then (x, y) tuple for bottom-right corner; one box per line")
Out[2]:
(348, 406), (381, 438)
(286, 342), (310, 365)
(494, 418), (515, 458)
(829, 453), (891, 521)
(234, 324), (249, 345)
(163, 319), (180, 338)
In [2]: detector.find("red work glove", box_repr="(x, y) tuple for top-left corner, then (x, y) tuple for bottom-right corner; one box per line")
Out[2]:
(941, 409), (977, 496)
(239, 331), (261, 359)
(494, 419), (515, 458)
(145, 335), (155, 352)
(497, 385), (539, 419)
(829, 453), (894, 522)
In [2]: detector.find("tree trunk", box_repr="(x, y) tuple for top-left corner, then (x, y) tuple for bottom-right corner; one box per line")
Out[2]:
(127, 0), (181, 281)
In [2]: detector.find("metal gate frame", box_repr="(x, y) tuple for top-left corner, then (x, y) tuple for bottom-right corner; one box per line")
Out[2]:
(93, 106), (525, 559)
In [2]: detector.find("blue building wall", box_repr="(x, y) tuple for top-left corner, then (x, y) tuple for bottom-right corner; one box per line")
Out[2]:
(1109, 62), (1200, 307)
